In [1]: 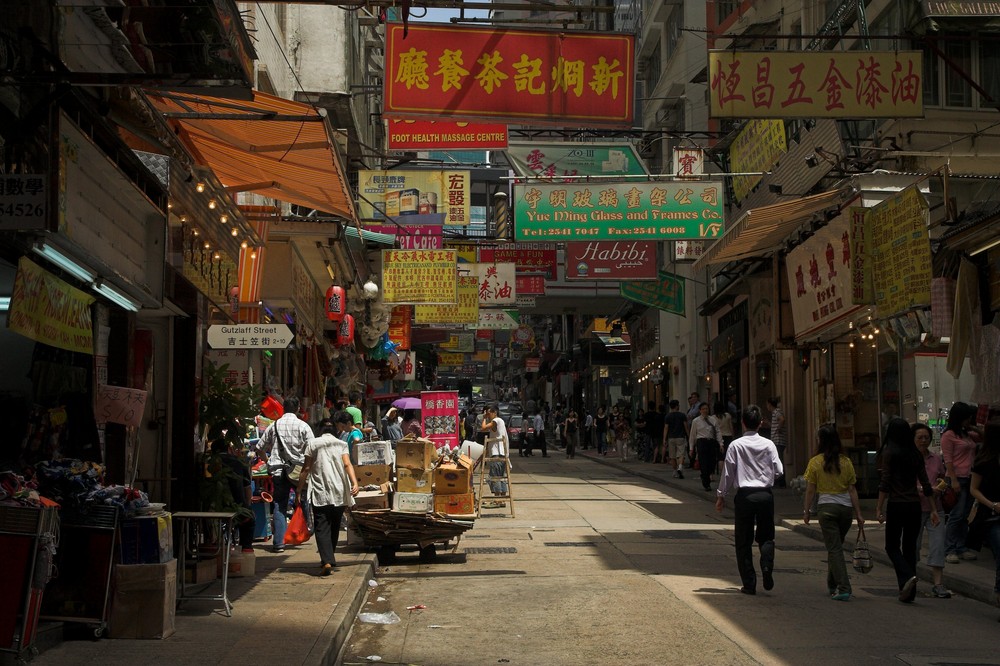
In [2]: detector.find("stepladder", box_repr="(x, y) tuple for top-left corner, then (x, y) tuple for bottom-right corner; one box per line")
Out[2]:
(476, 452), (514, 517)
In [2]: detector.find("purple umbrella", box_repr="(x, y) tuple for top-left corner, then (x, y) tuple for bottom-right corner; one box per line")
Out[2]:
(392, 397), (422, 410)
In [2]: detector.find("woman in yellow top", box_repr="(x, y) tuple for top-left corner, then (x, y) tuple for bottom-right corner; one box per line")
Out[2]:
(803, 425), (865, 600)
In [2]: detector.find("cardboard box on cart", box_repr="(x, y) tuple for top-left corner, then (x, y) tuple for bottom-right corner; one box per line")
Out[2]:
(433, 457), (473, 495)
(395, 438), (436, 470)
(109, 560), (177, 639)
(433, 493), (476, 515)
(355, 464), (392, 487)
(396, 467), (433, 493)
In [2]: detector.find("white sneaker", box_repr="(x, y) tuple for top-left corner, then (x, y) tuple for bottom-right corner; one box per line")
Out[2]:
(945, 553), (960, 564)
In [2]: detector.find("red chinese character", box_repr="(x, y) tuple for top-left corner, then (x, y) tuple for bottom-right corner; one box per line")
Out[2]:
(855, 56), (888, 109)
(711, 60), (746, 105)
(752, 57), (775, 108)
(780, 63), (814, 108)
(891, 59), (920, 105)
(818, 58), (852, 111)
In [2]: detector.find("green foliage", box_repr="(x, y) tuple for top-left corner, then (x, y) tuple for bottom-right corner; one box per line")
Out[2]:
(197, 360), (259, 449)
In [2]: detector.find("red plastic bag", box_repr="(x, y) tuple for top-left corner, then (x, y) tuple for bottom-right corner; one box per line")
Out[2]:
(284, 505), (311, 545)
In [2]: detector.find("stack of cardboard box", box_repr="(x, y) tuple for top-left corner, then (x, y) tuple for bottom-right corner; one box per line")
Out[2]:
(393, 439), (436, 513)
(353, 440), (394, 509)
(433, 454), (475, 515)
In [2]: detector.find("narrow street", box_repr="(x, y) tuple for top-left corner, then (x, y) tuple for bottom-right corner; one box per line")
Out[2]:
(341, 454), (1000, 666)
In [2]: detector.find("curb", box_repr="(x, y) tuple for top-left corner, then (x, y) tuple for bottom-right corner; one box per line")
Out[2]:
(305, 551), (378, 666)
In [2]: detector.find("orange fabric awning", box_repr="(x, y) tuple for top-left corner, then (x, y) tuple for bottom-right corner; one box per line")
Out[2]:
(146, 90), (357, 221)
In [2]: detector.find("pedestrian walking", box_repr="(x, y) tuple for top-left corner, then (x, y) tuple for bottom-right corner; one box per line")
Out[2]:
(802, 424), (865, 601)
(662, 399), (688, 476)
(875, 417), (936, 603)
(913, 422), (953, 598)
(296, 417), (359, 576)
(583, 409), (593, 450)
(564, 410), (580, 458)
(714, 401), (735, 475)
(258, 396), (314, 552)
(595, 406), (609, 456)
(612, 406), (630, 462)
(715, 405), (783, 595)
(968, 419), (1000, 613)
(689, 402), (723, 491)
(942, 401), (982, 563)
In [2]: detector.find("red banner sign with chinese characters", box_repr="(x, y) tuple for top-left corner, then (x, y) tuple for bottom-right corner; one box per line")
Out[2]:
(387, 119), (509, 150)
(515, 274), (546, 295)
(385, 23), (635, 127)
(421, 390), (460, 450)
(388, 305), (413, 349)
(709, 51), (923, 118)
(479, 243), (557, 279)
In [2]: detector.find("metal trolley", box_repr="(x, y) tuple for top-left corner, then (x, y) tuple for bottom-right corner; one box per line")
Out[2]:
(0, 506), (59, 664)
(39, 505), (119, 638)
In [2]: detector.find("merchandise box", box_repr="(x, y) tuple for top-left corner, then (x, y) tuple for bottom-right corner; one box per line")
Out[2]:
(109, 560), (177, 639)
(355, 464), (392, 487)
(393, 491), (434, 513)
(120, 514), (173, 564)
(183, 558), (217, 585)
(353, 490), (389, 510)
(433, 493), (475, 516)
(396, 467), (433, 493)
(228, 550), (256, 577)
(395, 439), (436, 470)
(353, 440), (393, 466)
(433, 463), (471, 495)
(456, 454), (474, 472)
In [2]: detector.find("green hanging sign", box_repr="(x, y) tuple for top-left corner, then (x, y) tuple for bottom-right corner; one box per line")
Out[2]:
(620, 271), (685, 316)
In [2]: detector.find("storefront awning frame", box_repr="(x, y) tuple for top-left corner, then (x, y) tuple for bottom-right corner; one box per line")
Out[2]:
(693, 186), (857, 270)
(145, 89), (358, 222)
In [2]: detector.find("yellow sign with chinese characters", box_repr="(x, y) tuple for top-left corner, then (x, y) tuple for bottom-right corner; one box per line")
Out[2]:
(415, 275), (479, 324)
(867, 186), (932, 317)
(729, 120), (786, 203)
(709, 51), (924, 118)
(382, 249), (458, 304)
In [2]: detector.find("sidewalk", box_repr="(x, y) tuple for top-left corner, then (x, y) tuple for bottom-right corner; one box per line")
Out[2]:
(575, 445), (999, 606)
(18, 536), (377, 666)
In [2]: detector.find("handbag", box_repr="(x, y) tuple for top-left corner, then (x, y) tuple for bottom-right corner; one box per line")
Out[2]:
(852, 524), (874, 574)
(941, 485), (958, 513)
(272, 427), (303, 481)
(284, 505), (312, 545)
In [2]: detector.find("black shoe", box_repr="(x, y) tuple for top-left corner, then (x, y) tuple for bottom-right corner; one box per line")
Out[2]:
(763, 569), (774, 591)
(900, 576), (917, 603)
(739, 586), (756, 595)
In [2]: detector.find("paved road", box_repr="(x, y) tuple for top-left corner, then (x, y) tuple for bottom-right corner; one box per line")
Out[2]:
(340, 455), (1000, 666)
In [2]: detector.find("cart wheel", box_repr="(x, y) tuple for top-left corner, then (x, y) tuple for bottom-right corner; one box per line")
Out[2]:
(418, 544), (437, 562)
(92, 625), (105, 639)
(377, 545), (397, 564)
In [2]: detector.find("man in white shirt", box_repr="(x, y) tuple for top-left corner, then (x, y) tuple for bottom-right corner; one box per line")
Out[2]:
(481, 405), (509, 505)
(688, 402), (723, 492)
(258, 396), (314, 552)
(715, 404), (783, 596)
(532, 411), (546, 457)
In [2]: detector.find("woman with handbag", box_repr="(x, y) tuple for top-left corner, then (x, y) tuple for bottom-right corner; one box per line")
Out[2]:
(969, 419), (1000, 612)
(942, 402), (983, 563)
(296, 414), (359, 576)
(802, 425), (865, 601)
(913, 422), (953, 598)
(876, 417), (937, 603)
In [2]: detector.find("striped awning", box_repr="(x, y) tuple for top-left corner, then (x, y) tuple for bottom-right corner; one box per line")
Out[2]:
(693, 187), (856, 270)
(146, 90), (357, 221)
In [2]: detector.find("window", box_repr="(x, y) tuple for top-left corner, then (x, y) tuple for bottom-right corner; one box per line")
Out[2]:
(715, 0), (740, 26)
(644, 41), (662, 96)
(944, 39), (972, 108)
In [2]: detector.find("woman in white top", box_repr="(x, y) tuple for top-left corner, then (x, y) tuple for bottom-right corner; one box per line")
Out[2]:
(714, 401), (735, 475)
(297, 413), (359, 576)
(480, 405), (509, 503)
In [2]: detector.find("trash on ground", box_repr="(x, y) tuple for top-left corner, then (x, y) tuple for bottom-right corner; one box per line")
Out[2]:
(406, 604), (427, 610)
(358, 611), (401, 625)
(368, 579), (379, 588)
(376, 596), (386, 602)
(366, 656), (382, 662)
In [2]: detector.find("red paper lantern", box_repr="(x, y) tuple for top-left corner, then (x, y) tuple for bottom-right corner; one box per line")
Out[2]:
(325, 285), (346, 322)
(337, 314), (355, 346)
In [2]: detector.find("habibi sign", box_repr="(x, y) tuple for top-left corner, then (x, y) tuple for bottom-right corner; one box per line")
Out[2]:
(565, 241), (657, 280)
